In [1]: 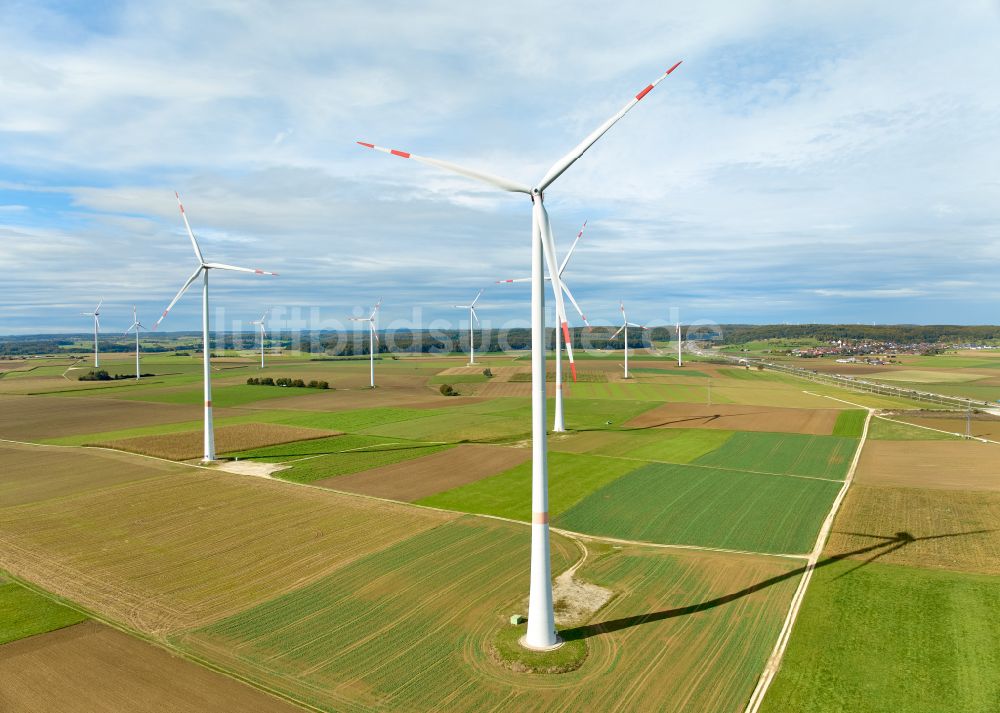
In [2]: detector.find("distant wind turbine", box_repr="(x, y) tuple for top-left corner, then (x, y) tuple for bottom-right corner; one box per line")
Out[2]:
(124, 305), (144, 380)
(455, 289), (484, 365)
(498, 220), (590, 432)
(610, 299), (647, 379)
(676, 315), (683, 367)
(349, 298), (381, 388)
(153, 192), (278, 462)
(80, 299), (102, 367)
(357, 60), (682, 650)
(250, 308), (269, 368)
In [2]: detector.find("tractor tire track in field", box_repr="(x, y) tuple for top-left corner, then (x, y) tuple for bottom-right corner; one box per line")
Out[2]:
(743, 405), (874, 713)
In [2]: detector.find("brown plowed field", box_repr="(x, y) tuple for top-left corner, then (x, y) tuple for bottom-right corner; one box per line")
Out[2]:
(314, 444), (530, 501)
(825, 485), (1000, 575)
(95, 423), (338, 460)
(624, 403), (842, 435)
(0, 395), (216, 440)
(0, 442), (184, 507)
(855, 440), (1000, 490)
(0, 458), (456, 633)
(0, 622), (299, 712)
(896, 413), (1000, 440)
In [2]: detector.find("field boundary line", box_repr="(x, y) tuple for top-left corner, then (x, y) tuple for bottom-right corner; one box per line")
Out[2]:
(2, 571), (327, 713)
(743, 407), (874, 713)
(875, 415), (999, 445)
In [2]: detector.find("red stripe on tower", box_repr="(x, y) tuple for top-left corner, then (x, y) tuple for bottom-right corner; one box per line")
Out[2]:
(205, 400), (212, 407)
(532, 512), (549, 525)
(390, 149), (411, 158)
(635, 84), (654, 101)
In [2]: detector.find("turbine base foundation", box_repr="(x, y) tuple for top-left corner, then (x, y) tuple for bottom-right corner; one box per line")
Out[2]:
(519, 634), (565, 652)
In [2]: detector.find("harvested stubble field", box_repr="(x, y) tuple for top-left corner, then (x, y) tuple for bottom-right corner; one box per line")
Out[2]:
(0, 394), (213, 440)
(178, 520), (800, 713)
(761, 560), (1000, 713)
(554, 462), (842, 554)
(0, 621), (301, 713)
(896, 412), (1000, 441)
(0, 442), (186, 507)
(693, 432), (858, 480)
(624, 402), (843, 435)
(549, 428), (733, 462)
(314, 443), (531, 501)
(93, 422), (339, 460)
(824, 485), (1000, 575)
(868, 416), (963, 441)
(0, 459), (456, 633)
(855, 440), (1000, 491)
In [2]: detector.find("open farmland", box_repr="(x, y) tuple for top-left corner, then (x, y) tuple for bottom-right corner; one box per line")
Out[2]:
(177, 521), (801, 713)
(0, 621), (301, 713)
(93, 422), (339, 460)
(415, 451), (643, 521)
(824, 485), (1000, 575)
(0, 442), (187, 507)
(554, 462), (843, 554)
(760, 560), (1000, 713)
(0, 394), (216, 441)
(0, 461), (456, 633)
(0, 576), (86, 645)
(895, 411), (1000, 440)
(854, 440), (1000, 490)
(314, 443), (531, 501)
(692, 432), (858, 480)
(624, 402), (844, 435)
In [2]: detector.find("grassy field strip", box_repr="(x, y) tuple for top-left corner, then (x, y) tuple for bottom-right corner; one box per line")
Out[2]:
(565, 450), (846, 484)
(876, 415), (999, 445)
(744, 407), (873, 713)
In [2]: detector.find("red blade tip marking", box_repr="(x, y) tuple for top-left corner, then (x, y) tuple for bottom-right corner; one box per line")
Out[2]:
(357, 141), (375, 148)
(635, 84), (654, 101)
(390, 149), (411, 158)
(561, 322), (571, 343)
(570, 363), (578, 382)
(255, 269), (263, 274)
(666, 60), (682, 75)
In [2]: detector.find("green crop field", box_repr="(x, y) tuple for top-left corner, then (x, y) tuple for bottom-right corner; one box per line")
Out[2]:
(359, 409), (530, 442)
(0, 577), (86, 645)
(693, 432), (858, 480)
(416, 451), (642, 520)
(231, 434), (454, 483)
(761, 560), (1000, 713)
(178, 520), (802, 713)
(116, 383), (298, 407)
(554, 462), (842, 553)
(551, 427), (734, 463)
(867, 417), (963, 441)
(832, 409), (867, 437)
(274, 406), (439, 432)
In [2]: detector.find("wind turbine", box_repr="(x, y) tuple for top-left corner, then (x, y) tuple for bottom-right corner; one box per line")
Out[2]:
(124, 305), (144, 380)
(80, 299), (102, 367)
(676, 317), (683, 367)
(610, 299), (647, 380)
(498, 220), (590, 432)
(455, 289), (484, 365)
(250, 308), (268, 369)
(153, 192), (278, 462)
(349, 298), (381, 388)
(357, 60), (681, 650)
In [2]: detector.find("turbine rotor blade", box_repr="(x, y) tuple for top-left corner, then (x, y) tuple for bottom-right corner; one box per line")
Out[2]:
(175, 192), (205, 264)
(537, 201), (576, 381)
(203, 262), (278, 276)
(470, 288), (484, 308)
(356, 142), (531, 194)
(561, 280), (590, 328)
(471, 307), (480, 326)
(610, 325), (626, 340)
(153, 265), (204, 330)
(536, 61), (682, 191)
(558, 220), (587, 277)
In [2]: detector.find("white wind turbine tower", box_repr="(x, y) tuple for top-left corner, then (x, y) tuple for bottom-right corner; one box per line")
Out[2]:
(153, 192), (278, 462)
(124, 305), (144, 380)
(358, 60), (681, 649)
(676, 316), (683, 367)
(80, 299), (102, 367)
(610, 299), (647, 380)
(349, 298), (381, 388)
(498, 220), (591, 432)
(455, 289), (484, 365)
(250, 308), (269, 368)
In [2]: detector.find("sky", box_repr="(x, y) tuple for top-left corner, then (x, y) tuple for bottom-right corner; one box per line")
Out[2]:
(1, 0), (999, 335)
